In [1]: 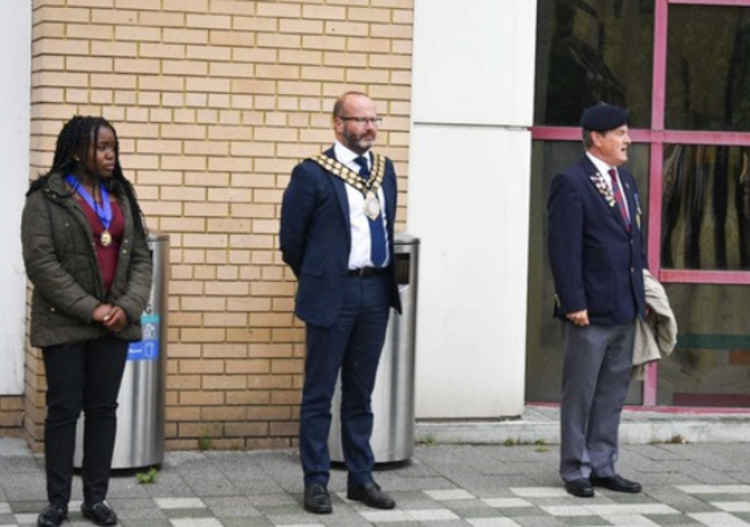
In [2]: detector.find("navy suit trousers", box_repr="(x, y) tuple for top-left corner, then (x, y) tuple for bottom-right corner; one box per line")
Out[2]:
(299, 273), (390, 486)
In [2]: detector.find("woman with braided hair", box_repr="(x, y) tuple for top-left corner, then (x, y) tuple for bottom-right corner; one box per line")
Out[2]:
(21, 116), (152, 527)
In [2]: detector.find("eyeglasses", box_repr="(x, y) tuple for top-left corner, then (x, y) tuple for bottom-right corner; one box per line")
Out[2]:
(338, 116), (383, 125)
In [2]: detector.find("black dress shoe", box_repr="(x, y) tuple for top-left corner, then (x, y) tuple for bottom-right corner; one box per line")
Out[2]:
(564, 478), (594, 498)
(37, 504), (68, 527)
(591, 474), (642, 493)
(347, 481), (396, 509)
(81, 501), (118, 525)
(304, 483), (332, 514)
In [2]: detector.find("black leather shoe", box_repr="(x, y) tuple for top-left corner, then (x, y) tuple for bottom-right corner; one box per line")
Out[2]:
(564, 478), (594, 498)
(591, 474), (642, 493)
(81, 501), (118, 525)
(347, 481), (396, 509)
(304, 483), (332, 514)
(37, 504), (68, 527)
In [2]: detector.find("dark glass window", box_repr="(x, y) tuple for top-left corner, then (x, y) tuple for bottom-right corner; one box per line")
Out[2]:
(534, 0), (654, 127)
(666, 6), (750, 131)
(657, 283), (750, 406)
(661, 144), (750, 270)
(525, 141), (649, 404)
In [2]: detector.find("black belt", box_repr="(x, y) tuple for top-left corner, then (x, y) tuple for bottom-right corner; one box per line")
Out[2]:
(347, 267), (386, 277)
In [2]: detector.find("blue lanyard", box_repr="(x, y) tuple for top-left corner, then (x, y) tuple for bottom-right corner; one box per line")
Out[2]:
(65, 174), (112, 230)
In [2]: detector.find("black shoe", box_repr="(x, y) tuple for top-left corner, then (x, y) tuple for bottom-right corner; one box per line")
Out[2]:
(347, 481), (396, 509)
(304, 483), (332, 514)
(81, 501), (118, 525)
(590, 474), (642, 493)
(37, 504), (68, 527)
(564, 478), (594, 498)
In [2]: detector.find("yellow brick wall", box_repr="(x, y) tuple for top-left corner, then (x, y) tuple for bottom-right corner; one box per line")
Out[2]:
(27, 0), (413, 451)
(0, 396), (24, 437)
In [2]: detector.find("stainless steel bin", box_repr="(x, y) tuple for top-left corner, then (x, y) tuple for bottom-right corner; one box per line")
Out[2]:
(328, 233), (419, 463)
(74, 232), (168, 469)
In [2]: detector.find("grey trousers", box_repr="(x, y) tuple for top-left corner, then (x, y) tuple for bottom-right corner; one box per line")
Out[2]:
(559, 320), (635, 482)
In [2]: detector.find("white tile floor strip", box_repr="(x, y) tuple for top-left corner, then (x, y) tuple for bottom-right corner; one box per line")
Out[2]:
(170, 519), (224, 527)
(587, 504), (680, 516)
(689, 512), (750, 526)
(358, 509), (410, 522)
(424, 489), (476, 501)
(156, 497), (207, 509)
(358, 508), (459, 522)
(14, 513), (36, 524)
(541, 503), (679, 517)
(482, 497), (533, 508)
(406, 508), (460, 521)
(539, 504), (593, 517)
(0, 503), (9, 514)
(712, 502), (750, 512)
(466, 518), (523, 527)
(603, 514), (662, 526)
(510, 486), (569, 497)
(678, 485), (750, 495)
(273, 524), (325, 527)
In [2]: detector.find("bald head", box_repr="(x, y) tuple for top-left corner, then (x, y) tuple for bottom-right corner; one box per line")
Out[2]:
(332, 91), (378, 154)
(332, 91), (370, 120)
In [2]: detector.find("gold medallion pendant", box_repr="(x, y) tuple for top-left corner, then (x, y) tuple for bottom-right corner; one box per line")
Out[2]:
(100, 230), (112, 247)
(364, 191), (381, 220)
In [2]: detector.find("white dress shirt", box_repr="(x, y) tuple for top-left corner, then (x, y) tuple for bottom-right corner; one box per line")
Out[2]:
(586, 151), (630, 221)
(333, 141), (390, 269)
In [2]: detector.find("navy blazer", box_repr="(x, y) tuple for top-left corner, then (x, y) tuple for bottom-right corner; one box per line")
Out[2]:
(280, 147), (401, 327)
(548, 155), (647, 326)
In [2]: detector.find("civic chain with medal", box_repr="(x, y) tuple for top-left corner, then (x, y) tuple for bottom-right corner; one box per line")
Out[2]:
(364, 191), (380, 220)
(65, 174), (114, 247)
(310, 153), (386, 220)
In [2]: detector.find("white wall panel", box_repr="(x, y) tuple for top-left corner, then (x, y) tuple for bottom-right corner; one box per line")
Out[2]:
(412, 0), (536, 127)
(409, 1), (537, 417)
(408, 126), (530, 417)
(0, 3), (31, 394)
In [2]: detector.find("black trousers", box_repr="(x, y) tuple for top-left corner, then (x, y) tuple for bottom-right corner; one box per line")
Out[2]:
(42, 335), (128, 507)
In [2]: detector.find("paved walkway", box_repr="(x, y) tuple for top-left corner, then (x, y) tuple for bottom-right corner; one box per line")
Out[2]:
(3, 436), (750, 526)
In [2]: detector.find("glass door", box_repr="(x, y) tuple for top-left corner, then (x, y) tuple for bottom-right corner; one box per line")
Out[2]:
(527, 0), (750, 407)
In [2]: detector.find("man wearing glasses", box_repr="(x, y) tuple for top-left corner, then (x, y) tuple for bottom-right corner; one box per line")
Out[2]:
(281, 91), (400, 514)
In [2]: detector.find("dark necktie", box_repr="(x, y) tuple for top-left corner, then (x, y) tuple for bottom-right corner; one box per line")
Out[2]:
(608, 168), (630, 231)
(354, 155), (386, 267)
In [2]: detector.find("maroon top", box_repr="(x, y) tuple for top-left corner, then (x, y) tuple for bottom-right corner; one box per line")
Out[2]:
(75, 195), (124, 293)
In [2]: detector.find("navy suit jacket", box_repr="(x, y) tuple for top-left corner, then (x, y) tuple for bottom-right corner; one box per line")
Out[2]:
(548, 155), (647, 326)
(280, 147), (401, 327)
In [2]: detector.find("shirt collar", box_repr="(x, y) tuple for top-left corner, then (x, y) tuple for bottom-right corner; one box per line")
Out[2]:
(586, 151), (615, 177)
(334, 141), (370, 168)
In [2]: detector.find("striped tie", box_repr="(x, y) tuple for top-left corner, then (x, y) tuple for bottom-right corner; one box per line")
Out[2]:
(608, 168), (630, 231)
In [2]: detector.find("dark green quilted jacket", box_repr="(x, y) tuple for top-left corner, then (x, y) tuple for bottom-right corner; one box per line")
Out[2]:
(21, 172), (153, 347)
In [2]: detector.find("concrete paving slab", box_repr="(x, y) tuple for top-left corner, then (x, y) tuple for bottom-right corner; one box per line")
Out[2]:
(5, 427), (750, 526)
(416, 405), (750, 446)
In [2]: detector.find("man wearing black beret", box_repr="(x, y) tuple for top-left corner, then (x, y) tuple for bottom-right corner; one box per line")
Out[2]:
(547, 102), (647, 498)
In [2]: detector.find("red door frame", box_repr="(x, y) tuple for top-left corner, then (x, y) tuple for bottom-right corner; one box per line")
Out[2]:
(532, 0), (750, 407)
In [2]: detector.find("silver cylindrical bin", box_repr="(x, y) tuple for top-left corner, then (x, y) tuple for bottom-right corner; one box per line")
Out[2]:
(328, 233), (419, 463)
(74, 232), (168, 469)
